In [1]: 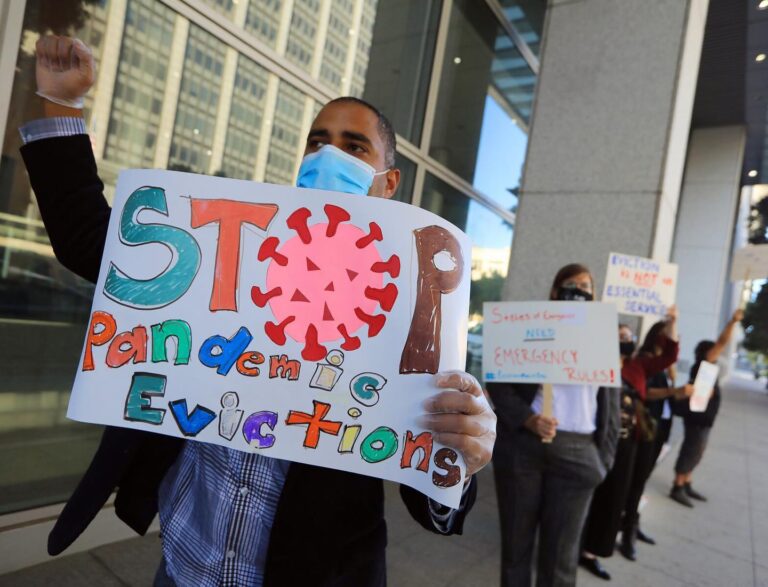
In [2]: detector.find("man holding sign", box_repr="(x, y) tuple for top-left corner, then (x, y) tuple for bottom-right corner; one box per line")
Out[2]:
(20, 36), (496, 587)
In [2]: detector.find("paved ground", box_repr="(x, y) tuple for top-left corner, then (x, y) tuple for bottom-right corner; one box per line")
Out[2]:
(1, 375), (766, 586)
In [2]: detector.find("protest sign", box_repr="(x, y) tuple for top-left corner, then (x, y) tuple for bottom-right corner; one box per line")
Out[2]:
(482, 301), (621, 386)
(690, 360), (719, 413)
(68, 169), (472, 507)
(730, 244), (768, 281)
(602, 252), (677, 318)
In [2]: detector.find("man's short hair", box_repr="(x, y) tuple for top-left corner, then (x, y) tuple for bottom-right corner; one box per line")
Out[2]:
(326, 96), (397, 169)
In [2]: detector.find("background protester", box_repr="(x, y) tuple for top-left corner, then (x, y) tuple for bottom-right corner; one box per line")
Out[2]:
(580, 314), (690, 580)
(670, 309), (744, 507)
(620, 322), (688, 560)
(487, 263), (620, 587)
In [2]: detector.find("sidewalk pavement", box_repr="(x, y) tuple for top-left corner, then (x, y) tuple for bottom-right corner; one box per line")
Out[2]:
(1, 376), (766, 586)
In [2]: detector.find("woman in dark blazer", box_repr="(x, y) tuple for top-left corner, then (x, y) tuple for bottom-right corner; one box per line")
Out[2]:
(487, 263), (621, 587)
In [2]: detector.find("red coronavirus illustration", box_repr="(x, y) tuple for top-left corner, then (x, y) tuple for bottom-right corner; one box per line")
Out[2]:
(251, 204), (400, 361)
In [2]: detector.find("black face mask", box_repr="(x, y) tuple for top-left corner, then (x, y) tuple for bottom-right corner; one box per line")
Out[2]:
(620, 341), (637, 357)
(556, 286), (594, 302)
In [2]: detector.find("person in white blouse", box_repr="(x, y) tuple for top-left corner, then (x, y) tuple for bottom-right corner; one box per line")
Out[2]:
(486, 263), (621, 587)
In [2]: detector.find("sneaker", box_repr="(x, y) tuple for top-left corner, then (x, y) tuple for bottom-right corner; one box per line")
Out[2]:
(579, 556), (611, 581)
(670, 485), (694, 508)
(685, 483), (707, 502)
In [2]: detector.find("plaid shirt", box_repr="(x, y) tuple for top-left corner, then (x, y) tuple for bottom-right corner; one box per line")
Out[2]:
(158, 443), (289, 587)
(21, 117), (469, 587)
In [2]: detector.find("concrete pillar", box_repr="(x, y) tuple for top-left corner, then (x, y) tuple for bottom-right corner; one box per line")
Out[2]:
(153, 15), (189, 169)
(89, 0), (127, 160)
(672, 126), (746, 375)
(504, 0), (710, 304)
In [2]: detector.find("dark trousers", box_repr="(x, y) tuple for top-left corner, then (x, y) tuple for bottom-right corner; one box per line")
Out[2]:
(650, 417), (672, 467)
(623, 437), (657, 526)
(154, 559), (175, 587)
(582, 435), (637, 557)
(494, 430), (605, 587)
(675, 421), (711, 475)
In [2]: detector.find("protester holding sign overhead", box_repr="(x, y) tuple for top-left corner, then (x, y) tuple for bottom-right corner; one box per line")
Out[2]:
(487, 263), (621, 587)
(670, 309), (743, 508)
(20, 35), (496, 587)
(619, 320), (685, 560)
(580, 312), (691, 580)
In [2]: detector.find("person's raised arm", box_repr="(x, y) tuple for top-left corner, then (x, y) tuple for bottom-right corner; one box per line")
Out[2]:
(639, 306), (680, 376)
(20, 35), (110, 284)
(705, 309), (744, 363)
(664, 304), (679, 342)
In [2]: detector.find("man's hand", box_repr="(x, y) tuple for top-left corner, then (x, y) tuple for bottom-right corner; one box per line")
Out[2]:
(524, 414), (558, 441)
(419, 371), (496, 478)
(35, 35), (95, 107)
(732, 308), (744, 324)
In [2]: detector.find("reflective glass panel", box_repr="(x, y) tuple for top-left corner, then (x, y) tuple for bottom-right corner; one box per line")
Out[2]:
(0, 0), (108, 515)
(362, 0), (441, 144)
(420, 174), (512, 380)
(499, 0), (546, 56)
(429, 0), (534, 198)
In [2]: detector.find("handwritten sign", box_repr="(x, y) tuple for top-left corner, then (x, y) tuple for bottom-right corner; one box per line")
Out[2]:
(602, 252), (677, 318)
(690, 360), (719, 413)
(482, 301), (621, 385)
(730, 244), (768, 281)
(68, 169), (472, 507)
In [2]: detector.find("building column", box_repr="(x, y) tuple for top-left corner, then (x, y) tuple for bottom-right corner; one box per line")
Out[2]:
(89, 0), (127, 160)
(153, 15), (189, 169)
(504, 0), (710, 307)
(207, 0), (248, 174)
(672, 126), (746, 375)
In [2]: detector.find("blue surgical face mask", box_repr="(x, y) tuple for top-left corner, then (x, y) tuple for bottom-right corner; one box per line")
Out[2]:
(296, 144), (388, 196)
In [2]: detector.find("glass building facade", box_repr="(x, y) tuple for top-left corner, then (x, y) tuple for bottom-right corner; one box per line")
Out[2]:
(0, 0), (541, 516)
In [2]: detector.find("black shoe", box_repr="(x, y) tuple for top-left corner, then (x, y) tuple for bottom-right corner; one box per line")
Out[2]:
(579, 556), (611, 581)
(637, 527), (656, 545)
(619, 536), (636, 561)
(670, 485), (694, 508)
(685, 483), (707, 502)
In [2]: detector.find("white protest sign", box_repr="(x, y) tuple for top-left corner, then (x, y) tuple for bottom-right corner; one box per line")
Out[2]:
(730, 244), (768, 281)
(690, 360), (719, 413)
(68, 169), (472, 507)
(482, 301), (621, 386)
(602, 252), (677, 318)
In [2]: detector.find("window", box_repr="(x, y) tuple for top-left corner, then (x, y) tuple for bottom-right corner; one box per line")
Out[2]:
(429, 0), (534, 187)
(361, 0), (441, 144)
(420, 173), (513, 380)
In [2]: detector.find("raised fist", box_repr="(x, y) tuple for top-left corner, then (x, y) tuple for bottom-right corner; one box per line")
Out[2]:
(666, 304), (678, 322)
(35, 35), (95, 105)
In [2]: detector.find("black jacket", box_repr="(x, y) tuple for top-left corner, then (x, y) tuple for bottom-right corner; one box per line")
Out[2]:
(486, 382), (621, 471)
(21, 134), (477, 586)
